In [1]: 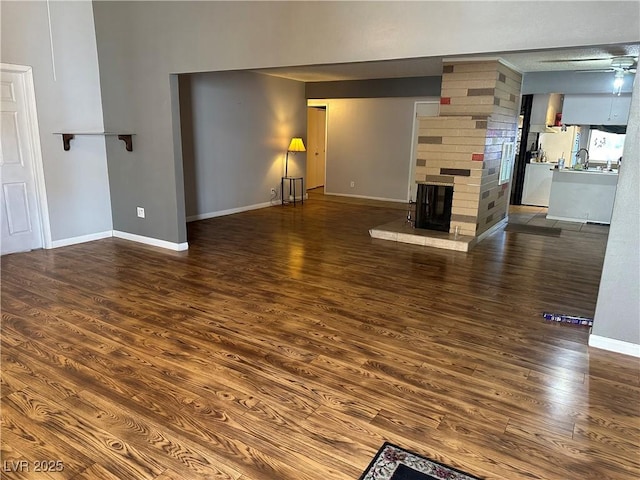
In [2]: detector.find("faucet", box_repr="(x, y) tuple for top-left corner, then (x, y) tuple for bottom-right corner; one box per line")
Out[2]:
(576, 148), (589, 169)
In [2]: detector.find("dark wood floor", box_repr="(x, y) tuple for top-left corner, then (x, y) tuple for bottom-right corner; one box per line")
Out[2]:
(2, 196), (638, 479)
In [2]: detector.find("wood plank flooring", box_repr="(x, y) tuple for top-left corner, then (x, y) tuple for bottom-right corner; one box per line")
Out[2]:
(1, 197), (639, 479)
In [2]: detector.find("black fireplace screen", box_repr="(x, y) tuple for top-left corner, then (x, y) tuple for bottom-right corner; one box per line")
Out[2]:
(415, 184), (453, 232)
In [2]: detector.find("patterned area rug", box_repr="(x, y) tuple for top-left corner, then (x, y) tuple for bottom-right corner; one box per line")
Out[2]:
(359, 443), (482, 480)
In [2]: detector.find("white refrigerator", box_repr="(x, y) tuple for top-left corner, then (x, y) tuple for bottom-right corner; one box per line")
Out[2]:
(538, 126), (579, 164)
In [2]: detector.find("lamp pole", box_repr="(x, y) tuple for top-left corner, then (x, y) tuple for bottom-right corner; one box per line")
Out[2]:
(285, 150), (290, 178)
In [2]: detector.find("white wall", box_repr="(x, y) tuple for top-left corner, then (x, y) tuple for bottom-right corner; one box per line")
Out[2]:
(0, 1), (112, 243)
(320, 97), (438, 202)
(181, 71), (306, 219)
(591, 70), (640, 355)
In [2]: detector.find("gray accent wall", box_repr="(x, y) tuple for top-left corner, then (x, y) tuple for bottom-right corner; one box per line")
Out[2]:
(93, 2), (186, 243)
(90, 0), (639, 244)
(1, 1), (112, 242)
(322, 97), (438, 201)
(306, 76), (441, 99)
(180, 71), (306, 218)
(592, 70), (640, 347)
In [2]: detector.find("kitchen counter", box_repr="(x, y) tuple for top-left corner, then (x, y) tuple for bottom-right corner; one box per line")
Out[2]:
(547, 169), (618, 224)
(557, 168), (619, 176)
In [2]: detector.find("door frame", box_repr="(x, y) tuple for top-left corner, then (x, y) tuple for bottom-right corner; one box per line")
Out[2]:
(1, 63), (51, 249)
(408, 100), (440, 202)
(307, 99), (328, 192)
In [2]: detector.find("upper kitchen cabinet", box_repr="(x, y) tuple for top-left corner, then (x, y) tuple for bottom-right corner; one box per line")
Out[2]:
(529, 93), (562, 132)
(562, 94), (632, 125)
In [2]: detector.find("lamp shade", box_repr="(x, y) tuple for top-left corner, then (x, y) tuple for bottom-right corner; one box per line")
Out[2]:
(288, 137), (306, 152)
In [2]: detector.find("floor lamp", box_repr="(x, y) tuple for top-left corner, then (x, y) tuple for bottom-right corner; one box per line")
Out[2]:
(285, 137), (306, 177)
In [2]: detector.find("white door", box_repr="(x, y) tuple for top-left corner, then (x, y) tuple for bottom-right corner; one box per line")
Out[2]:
(1, 68), (43, 254)
(306, 106), (326, 190)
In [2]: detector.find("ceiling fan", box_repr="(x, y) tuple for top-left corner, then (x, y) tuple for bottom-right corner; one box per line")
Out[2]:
(540, 54), (636, 95)
(543, 55), (637, 74)
(567, 56), (637, 95)
(584, 56), (636, 73)
(611, 56), (637, 72)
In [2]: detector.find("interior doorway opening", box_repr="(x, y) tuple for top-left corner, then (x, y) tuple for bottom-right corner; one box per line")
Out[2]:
(306, 105), (327, 191)
(408, 101), (439, 202)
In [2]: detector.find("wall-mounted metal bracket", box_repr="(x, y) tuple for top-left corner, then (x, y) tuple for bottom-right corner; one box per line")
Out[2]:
(117, 134), (133, 152)
(56, 132), (134, 152)
(62, 133), (75, 151)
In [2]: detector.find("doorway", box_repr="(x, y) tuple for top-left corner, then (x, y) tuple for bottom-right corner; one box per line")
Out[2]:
(1, 64), (49, 255)
(306, 106), (326, 190)
(408, 101), (439, 201)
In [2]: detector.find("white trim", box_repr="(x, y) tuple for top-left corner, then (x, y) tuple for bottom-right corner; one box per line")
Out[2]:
(51, 231), (113, 249)
(24, 68), (52, 249)
(408, 101), (419, 203)
(546, 214), (587, 223)
(547, 214), (610, 225)
(307, 100), (328, 108)
(323, 192), (407, 204)
(186, 201), (272, 223)
(50, 229), (190, 252)
(113, 230), (188, 251)
(306, 100), (329, 190)
(1, 63), (53, 249)
(589, 335), (640, 358)
(46, 0), (57, 81)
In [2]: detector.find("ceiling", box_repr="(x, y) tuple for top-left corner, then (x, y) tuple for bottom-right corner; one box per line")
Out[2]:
(254, 43), (640, 82)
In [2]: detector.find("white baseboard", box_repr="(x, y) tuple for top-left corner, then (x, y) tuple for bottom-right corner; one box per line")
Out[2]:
(49, 229), (188, 252)
(589, 334), (640, 358)
(186, 201), (272, 222)
(546, 214), (610, 225)
(50, 230), (113, 249)
(113, 230), (188, 251)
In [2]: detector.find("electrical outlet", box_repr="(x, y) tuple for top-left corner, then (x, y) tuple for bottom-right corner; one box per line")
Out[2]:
(270, 188), (276, 195)
(136, 206), (145, 218)
(350, 181), (355, 188)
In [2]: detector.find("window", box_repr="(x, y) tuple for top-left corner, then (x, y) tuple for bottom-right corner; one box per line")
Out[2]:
(588, 130), (625, 163)
(499, 142), (515, 185)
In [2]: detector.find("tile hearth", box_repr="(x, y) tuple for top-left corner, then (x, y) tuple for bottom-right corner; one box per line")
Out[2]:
(369, 218), (476, 252)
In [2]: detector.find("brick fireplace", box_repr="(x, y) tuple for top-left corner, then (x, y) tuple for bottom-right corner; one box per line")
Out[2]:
(415, 60), (522, 238)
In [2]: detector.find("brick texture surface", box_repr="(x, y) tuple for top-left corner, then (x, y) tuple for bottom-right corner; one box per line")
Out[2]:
(414, 60), (521, 237)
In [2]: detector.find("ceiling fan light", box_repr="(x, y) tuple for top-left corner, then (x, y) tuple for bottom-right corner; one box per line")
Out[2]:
(612, 71), (625, 95)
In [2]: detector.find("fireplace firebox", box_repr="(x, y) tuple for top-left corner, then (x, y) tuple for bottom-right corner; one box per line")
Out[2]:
(415, 184), (453, 232)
